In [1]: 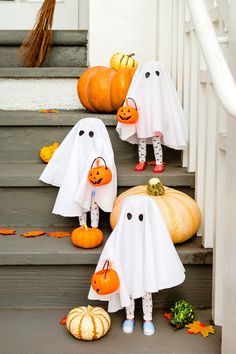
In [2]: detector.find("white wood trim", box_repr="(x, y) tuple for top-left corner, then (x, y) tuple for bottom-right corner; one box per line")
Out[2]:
(185, 6), (219, 32)
(187, 0), (236, 118)
(195, 83), (207, 237)
(187, 31), (199, 172)
(202, 85), (218, 248)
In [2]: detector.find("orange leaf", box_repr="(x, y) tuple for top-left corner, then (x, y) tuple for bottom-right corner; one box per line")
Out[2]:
(0, 229), (16, 235)
(59, 316), (67, 325)
(47, 231), (71, 238)
(39, 109), (59, 113)
(186, 321), (215, 337)
(163, 312), (173, 320)
(146, 161), (155, 166)
(21, 230), (45, 237)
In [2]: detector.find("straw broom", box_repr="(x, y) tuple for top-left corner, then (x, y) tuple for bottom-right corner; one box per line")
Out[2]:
(19, 0), (56, 67)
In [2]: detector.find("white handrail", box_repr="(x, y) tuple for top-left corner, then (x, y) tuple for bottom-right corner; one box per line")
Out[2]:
(187, 0), (236, 118)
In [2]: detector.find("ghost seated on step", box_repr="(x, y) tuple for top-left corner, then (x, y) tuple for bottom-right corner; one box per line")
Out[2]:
(88, 195), (185, 313)
(116, 61), (188, 173)
(39, 118), (117, 228)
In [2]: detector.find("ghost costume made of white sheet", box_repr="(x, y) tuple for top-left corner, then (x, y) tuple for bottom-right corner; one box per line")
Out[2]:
(39, 118), (117, 221)
(88, 195), (185, 313)
(116, 61), (188, 150)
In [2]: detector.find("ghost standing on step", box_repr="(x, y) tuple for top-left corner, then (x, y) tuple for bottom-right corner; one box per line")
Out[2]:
(88, 195), (185, 336)
(39, 118), (117, 228)
(116, 61), (188, 173)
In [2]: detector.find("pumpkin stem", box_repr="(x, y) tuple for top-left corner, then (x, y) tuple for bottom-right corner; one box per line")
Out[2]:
(127, 53), (135, 57)
(147, 178), (165, 196)
(83, 223), (88, 231)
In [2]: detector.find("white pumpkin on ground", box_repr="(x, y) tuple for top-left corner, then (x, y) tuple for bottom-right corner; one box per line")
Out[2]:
(66, 305), (111, 341)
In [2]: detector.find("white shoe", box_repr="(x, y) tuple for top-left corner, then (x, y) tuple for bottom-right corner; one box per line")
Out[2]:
(143, 321), (155, 336)
(122, 319), (135, 333)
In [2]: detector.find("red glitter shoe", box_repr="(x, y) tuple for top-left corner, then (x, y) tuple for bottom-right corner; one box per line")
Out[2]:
(134, 162), (146, 172)
(153, 163), (165, 173)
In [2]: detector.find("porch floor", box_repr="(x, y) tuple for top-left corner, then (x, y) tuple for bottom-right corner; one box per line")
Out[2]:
(0, 308), (221, 354)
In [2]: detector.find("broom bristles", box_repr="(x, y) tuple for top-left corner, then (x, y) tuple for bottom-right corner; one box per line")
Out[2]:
(19, 0), (56, 67)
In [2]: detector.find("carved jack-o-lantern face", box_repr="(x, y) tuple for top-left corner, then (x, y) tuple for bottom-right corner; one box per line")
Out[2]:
(88, 157), (112, 187)
(116, 98), (138, 124)
(91, 260), (120, 295)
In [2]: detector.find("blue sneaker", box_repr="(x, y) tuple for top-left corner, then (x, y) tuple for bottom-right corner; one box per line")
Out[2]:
(143, 321), (155, 336)
(122, 319), (135, 334)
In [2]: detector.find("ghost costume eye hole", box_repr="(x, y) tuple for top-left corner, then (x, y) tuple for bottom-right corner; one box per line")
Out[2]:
(127, 213), (132, 220)
(138, 214), (144, 222)
(79, 130), (84, 136)
(155, 71), (160, 77)
(89, 131), (94, 138)
(145, 72), (150, 78)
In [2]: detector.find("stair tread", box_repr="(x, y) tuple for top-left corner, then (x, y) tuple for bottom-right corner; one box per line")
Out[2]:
(0, 30), (87, 46)
(0, 226), (212, 265)
(0, 109), (116, 126)
(0, 161), (194, 187)
(0, 308), (221, 354)
(0, 67), (87, 78)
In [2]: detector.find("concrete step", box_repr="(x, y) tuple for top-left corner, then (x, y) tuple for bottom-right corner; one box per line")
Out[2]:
(0, 67), (86, 78)
(0, 162), (194, 187)
(0, 30), (87, 68)
(0, 161), (194, 226)
(0, 229), (212, 308)
(0, 308), (221, 354)
(0, 110), (181, 162)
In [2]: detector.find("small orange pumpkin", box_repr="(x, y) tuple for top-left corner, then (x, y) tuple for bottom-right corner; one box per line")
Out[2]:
(77, 66), (136, 113)
(71, 224), (103, 249)
(91, 260), (120, 295)
(117, 97), (138, 124)
(88, 157), (112, 187)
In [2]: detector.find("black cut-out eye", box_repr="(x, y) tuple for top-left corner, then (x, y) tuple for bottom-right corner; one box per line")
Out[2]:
(138, 214), (144, 222)
(79, 130), (84, 136)
(127, 109), (130, 113)
(127, 213), (132, 220)
(155, 71), (160, 77)
(145, 72), (150, 78)
(89, 131), (94, 137)
(96, 171), (100, 175)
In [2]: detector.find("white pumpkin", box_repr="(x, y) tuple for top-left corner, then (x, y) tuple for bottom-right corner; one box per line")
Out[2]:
(66, 305), (111, 341)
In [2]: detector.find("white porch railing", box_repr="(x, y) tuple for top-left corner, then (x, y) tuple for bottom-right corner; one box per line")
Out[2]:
(158, 0), (236, 337)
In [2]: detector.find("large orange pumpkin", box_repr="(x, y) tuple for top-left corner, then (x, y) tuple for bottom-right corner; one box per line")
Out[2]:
(71, 225), (103, 249)
(91, 260), (120, 295)
(77, 66), (136, 113)
(110, 178), (201, 244)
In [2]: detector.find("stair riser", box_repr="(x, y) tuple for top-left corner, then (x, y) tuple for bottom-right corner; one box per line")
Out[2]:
(0, 187), (194, 227)
(0, 79), (82, 110)
(0, 46), (87, 68)
(0, 265), (212, 308)
(0, 126), (180, 162)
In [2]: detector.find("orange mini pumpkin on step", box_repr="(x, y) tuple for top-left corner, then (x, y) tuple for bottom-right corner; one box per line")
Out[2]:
(88, 157), (112, 187)
(71, 224), (103, 249)
(117, 97), (138, 124)
(91, 260), (120, 295)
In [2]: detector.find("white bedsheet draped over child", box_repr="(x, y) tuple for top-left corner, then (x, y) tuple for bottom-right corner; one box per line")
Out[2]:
(88, 195), (185, 312)
(39, 118), (117, 217)
(116, 61), (188, 149)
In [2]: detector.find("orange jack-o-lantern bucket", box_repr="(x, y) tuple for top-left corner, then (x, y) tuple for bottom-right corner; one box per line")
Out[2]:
(116, 97), (138, 124)
(91, 260), (120, 295)
(88, 157), (112, 187)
